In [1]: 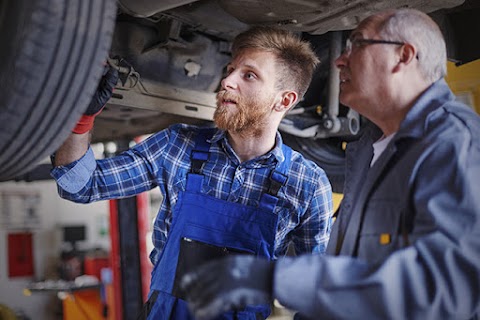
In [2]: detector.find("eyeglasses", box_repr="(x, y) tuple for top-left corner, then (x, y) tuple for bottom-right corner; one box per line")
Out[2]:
(344, 38), (405, 56)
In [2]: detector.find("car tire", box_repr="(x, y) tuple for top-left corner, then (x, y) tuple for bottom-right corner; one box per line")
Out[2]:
(0, 0), (117, 181)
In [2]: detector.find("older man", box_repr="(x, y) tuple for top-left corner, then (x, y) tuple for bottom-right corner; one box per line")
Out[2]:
(181, 8), (480, 320)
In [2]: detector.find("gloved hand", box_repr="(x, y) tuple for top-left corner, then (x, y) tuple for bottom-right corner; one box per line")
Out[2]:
(72, 65), (119, 134)
(180, 255), (274, 320)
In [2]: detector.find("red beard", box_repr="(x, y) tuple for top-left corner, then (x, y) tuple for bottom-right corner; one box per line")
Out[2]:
(214, 90), (273, 136)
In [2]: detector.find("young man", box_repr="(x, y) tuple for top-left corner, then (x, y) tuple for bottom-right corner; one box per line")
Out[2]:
(181, 9), (480, 320)
(51, 26), (333, 319)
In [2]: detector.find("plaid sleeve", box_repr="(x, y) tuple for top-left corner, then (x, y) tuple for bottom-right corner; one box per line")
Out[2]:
(51, 130), (172, 203)
(291, 167), (333, 255)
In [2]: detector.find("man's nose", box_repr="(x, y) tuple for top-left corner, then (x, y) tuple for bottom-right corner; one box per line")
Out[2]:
(221, 72), (238, 90)
(335, 52), (348, 69)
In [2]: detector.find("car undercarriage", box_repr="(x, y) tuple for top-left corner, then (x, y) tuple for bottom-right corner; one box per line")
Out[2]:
(2, 0), (479, 191)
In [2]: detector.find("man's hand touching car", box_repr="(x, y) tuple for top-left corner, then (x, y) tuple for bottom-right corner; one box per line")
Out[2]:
(72, 64), (118, 134)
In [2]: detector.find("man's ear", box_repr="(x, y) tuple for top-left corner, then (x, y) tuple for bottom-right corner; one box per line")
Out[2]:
(274, 90), (298, 112)
(393, 43), (417, 73)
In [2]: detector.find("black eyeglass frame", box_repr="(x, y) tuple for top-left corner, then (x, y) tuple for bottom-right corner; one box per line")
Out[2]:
(345, 38), (405, 55)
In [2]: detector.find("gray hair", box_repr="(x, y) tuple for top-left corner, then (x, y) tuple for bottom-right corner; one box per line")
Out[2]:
(377, 9), (447, 82)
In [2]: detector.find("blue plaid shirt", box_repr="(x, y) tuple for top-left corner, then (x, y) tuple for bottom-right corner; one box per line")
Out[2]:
(52, 124), (333, 264)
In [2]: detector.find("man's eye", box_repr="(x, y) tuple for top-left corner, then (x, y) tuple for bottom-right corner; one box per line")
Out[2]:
(245, 72), (256, 80)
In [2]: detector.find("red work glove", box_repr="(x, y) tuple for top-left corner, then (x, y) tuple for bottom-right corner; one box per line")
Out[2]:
(73, 65), (119, 134)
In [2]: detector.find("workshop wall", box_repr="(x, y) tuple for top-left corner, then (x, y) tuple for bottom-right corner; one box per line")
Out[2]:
(0, 179), (109, 320)
(446, 59), (480, 113)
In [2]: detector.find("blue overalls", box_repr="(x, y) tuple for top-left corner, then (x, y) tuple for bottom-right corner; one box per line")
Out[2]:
(141, 129), (292, 319)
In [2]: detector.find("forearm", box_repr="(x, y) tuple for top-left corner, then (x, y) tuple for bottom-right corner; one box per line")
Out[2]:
(274, 237), (480, 320)
(54, 132), (90, 167)
(52, 138), (159, 202)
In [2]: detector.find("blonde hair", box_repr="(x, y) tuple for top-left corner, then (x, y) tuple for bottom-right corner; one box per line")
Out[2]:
(232, 26), (320, 99)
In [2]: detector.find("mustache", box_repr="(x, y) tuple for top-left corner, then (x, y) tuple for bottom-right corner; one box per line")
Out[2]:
(216, 90), (240, 104)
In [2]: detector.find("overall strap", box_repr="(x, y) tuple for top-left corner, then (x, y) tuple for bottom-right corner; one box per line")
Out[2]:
(259, 144), (292, 211)
(186, 128), (216, 192)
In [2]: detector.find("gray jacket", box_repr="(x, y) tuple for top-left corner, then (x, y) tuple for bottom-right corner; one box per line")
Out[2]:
(274, 79), (480, 319)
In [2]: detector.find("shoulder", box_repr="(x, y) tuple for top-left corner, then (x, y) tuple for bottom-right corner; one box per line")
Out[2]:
(288, 147), (326, 174)
(442, 102), (480, 134)
(148, 123), (208, 146)
(404, 102), (480, 179)
(167, 123), (202, 139)
(168, 124), (218, 139)
(426, 102), (480, 150)
(287, 147), (331, 188)
(133, 123), (207, 157)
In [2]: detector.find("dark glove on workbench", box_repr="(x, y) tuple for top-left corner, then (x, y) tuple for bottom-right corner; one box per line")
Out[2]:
(180, 255), (274, 320)
(72, 65), (118, 134)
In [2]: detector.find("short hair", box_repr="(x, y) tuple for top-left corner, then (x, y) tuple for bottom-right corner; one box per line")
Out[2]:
(232, 26), (320, 99)
(374, 9), (447, 82)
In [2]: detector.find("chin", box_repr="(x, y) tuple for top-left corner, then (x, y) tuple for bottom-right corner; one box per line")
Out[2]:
(338, 93), (352, 107)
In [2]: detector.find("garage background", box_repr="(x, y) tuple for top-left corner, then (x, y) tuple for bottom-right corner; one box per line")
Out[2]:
(0, 60), (479, 319)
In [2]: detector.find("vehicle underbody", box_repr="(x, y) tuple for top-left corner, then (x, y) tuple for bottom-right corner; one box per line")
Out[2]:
(100, 0), (478, 191)
(2, 0), (479, 190)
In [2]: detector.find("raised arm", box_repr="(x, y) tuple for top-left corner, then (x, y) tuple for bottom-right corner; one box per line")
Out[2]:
(54, 65), (118, 167)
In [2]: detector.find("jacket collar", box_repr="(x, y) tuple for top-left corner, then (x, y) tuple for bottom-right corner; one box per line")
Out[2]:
(396, 79), (455, 140)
